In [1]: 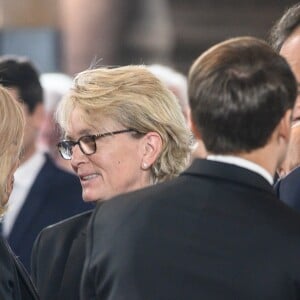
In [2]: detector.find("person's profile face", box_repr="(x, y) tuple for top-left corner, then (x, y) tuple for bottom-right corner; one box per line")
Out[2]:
(280, 27), (300, 124)
(64, 106), (147, 202)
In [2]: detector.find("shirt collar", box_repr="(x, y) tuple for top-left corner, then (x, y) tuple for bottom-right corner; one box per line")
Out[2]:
(206, 154), (273, 185)
(14, 151), (46, 188)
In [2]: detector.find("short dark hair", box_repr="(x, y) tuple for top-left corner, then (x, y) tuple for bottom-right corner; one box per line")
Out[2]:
(188, 36), (297, 154)
(269, 3), (300, 52)
(0, 55), (43, 113)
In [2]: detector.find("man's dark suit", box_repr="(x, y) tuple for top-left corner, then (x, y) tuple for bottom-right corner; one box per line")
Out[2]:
(31, 210), (93, 300)
(8, 154), (93, 272)
(274, 166), (300, 212)
(81, 159), (300, 300)
(0, 236), (39, 300)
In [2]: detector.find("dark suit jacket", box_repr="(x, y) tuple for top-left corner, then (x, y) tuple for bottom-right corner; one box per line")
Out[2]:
(31, 210), (93, 300)
(7, 154), (93, 272)
(0, 236), (39, 300)
(81, 159), (300, 300)
(274, 166), (300, 212)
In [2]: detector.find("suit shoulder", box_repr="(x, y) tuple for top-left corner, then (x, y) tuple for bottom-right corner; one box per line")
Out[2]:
(0, 238), (15, 267)
(38, 210), (93, 239)
(279, 166), (300, 188)
(276, 166), (300, 209)
(94, 178), (182, 225)
(42, 155), (79, 182)
(110, 177), (183, 205)
(48, 164), (79, 182)
(33, 211), (92, 259)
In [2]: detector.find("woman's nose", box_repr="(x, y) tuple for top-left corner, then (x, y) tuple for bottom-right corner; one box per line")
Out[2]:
(70, 143), (87, 166)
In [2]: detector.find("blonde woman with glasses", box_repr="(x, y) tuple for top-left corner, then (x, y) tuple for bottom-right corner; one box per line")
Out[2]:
(31, 65), (192, 300)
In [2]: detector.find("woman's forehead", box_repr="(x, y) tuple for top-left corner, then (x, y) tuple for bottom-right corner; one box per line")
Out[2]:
(66, 108), (121, 136)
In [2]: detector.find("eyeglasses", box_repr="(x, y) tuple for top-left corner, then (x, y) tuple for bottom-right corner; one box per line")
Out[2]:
(57, 129), (137, 160)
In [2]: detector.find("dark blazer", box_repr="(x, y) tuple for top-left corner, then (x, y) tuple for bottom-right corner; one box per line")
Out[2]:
(31, 210), (92, 300)
(7, 154), (93, 272)
(274, 166), (300, 212)
(0, 236), (39, 300)
(81, 159), (300, 300)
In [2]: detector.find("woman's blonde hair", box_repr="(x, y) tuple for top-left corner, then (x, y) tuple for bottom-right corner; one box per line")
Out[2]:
(0, 86), (25, 216)
(56, 65), (193, 182)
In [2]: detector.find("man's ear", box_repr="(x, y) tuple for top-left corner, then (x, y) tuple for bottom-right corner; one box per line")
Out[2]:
(277, 109), (292, 144)
(140, 132), (163, 170)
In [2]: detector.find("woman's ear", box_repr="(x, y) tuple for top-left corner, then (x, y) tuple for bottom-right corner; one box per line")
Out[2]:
(191, 119), (202, 140)
(140, 132), (163, 169)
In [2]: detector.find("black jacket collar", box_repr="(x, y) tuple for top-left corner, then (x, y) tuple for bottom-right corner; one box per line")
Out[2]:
(183, 159), (275, 195)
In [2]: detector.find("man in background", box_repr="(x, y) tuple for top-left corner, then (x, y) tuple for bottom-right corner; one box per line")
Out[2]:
(270, 3), (300, 212)
(0, 56), (93, 272)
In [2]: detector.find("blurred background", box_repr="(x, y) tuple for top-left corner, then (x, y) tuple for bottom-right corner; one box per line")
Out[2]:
(0, 0), (297, 76)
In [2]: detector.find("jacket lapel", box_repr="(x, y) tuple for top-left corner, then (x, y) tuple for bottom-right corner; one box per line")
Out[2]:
(8, 156), (53, 249)
(57, 227), (87, 300)
(3, 238), (39, 299)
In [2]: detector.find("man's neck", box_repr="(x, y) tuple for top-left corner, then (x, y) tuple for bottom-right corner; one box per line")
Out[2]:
(237, 150), (275, 178)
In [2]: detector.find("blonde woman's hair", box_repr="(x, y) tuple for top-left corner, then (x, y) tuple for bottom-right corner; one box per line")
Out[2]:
(56, 65), (193, 182)
(0, 86), (25, 216)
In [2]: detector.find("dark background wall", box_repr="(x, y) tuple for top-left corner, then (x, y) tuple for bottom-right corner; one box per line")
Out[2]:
(171, 0), (297, 73)
(0, 0), (297, 75)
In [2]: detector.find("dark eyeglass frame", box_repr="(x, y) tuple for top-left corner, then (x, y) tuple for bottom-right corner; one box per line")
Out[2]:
(57, 129), (138, 160)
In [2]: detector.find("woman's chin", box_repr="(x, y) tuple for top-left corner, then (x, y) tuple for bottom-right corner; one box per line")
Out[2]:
(83, 196), (97, 203)
(82, 192), (103, 203)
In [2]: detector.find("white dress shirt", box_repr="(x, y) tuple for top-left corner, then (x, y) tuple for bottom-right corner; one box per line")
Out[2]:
(206, 154), (274, 185)
(3, 151), (46, 237)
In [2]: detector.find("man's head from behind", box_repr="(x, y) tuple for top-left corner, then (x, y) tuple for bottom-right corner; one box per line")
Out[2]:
(188, 37), (297, 158)
(0, 55), (44, 163)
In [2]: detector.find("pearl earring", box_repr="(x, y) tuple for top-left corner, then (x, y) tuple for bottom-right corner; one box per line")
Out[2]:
(142, 163), (148, 169)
